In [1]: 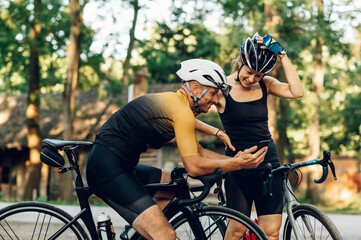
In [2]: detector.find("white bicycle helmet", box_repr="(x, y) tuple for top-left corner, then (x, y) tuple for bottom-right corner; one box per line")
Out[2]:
(176, 59), (232, 113)
(239, 32), (277, 74)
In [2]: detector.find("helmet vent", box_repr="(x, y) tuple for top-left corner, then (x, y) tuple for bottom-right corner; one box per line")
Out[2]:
(189, 69), (197, 73)
(202, 75), (214, 82)
(214, 70), (225, 83)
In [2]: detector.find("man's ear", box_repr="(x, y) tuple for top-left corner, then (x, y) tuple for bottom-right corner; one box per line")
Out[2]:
(190, 82), (201, 97)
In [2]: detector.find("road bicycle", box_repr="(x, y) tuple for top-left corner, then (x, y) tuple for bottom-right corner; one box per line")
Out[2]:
(215, 149), (342, 240)
(0, 138), (267, 240)
(265, 149), (342, 240)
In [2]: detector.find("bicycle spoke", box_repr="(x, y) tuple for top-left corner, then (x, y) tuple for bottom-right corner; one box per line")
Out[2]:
(285, 205), (341, 240)
(0, 202), (88, 239)
(0, 220), (19, 240)
(171, 207), (267, 240)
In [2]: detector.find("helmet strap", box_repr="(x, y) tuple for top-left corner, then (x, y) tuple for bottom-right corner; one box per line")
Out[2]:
(234, 64), (244, 83)
(186, 82), (209, 113)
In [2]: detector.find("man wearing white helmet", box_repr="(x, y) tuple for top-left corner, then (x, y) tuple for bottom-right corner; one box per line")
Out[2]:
(86, 59), (267, 240)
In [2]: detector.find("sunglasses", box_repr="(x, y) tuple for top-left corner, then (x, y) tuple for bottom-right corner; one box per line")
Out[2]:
(263, 34), (284, 54)
(204, 73), (233, 96)
(220, 84), (232, 96)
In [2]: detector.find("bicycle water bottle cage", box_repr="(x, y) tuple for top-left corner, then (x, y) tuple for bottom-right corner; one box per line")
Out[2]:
(40, 146), (65, 167)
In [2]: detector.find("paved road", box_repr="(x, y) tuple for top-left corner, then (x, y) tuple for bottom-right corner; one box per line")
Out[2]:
(1, 202), (360, 239)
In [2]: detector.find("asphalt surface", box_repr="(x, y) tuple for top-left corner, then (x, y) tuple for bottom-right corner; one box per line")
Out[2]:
(0, 201), (360, 239)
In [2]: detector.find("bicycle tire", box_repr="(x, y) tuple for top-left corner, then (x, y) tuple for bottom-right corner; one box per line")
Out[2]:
(170, 205), (267, 239)
(283, 204), (342, 240)
(0, 201), (90, 240)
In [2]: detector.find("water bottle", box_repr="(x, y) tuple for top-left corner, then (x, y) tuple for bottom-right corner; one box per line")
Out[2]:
(97, 212), (115, 240)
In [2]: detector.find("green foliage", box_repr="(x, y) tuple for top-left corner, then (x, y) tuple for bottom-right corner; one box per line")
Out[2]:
(0, 0), (104, 94)
(0, 0), (360, 159)
(197, 110), (223, 130)
(137, 3), (221, 84)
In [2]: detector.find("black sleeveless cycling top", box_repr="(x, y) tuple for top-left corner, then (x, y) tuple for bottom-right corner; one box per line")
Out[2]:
(220, 79), (279, 168)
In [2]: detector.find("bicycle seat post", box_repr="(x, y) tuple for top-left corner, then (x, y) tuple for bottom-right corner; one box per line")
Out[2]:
(63, 146), (98, 239)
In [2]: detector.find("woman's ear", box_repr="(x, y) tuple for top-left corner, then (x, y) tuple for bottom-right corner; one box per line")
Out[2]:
(237, 56), (242, 65)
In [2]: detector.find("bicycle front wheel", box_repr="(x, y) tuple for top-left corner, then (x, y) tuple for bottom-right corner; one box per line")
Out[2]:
(170, 205), (267, 239)
(0, 201), (89, 240)
(283, 204), (342, 240)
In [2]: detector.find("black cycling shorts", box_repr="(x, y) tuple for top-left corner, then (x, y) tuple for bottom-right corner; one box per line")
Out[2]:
(225, 169), (284, 217)
(86, 143), (162, 224)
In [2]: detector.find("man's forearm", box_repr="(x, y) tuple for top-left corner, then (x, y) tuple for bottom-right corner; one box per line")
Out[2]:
(198, 145), (229, 159)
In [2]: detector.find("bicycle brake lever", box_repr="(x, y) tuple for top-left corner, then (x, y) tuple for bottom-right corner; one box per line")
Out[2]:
(328, 160), (337, 180)
(266, 175), (273, 197)
(263, 163), (273, 197)
(213, 178), (221, 192)
(323, 149), (337, 180)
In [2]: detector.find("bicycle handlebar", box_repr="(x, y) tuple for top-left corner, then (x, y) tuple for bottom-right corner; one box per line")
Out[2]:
(314, 150), (337, 183)
(178, 168), (223, 206)
(144, 167), (223, 207)
(264, 149), (337, 196)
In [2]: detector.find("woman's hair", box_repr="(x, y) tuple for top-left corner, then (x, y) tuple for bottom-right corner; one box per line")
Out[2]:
(231, 58), (239, 74)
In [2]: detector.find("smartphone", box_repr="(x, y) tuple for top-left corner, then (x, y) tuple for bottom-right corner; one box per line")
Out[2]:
(252, 140), (271, 153)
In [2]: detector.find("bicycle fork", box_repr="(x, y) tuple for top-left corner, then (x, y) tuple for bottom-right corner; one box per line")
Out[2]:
(284, 179), (316, 240)
(181, 205), (208, 240)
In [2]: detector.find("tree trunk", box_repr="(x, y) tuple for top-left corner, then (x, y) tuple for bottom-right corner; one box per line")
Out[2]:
(23, 0), (46, 200)
(306, 0), (325, 203)
(263, 1), (286, 159)
(61, 0), (82, 202)
(122, 0), (139, 85)
(306, 37), (323, 203)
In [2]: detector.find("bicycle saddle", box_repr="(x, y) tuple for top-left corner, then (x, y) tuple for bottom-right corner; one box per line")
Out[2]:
(42, 138), (93, 149)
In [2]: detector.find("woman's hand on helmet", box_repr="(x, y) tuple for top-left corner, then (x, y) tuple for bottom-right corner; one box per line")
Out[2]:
(256, 35), (287, 55)
(256, 36), (276, 49)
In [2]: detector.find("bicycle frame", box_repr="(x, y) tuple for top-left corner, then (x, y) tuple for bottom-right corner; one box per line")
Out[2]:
(60, 147), (99, 239)
(42, 139), (226, 240)
(143, 166), (224, 240)
(39, 139), (269, 240)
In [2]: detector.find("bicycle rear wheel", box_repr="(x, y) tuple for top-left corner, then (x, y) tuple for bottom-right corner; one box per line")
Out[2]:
(0, 201), (89, 240)
(283, 204), (342, 240)
(170, 205), (267, 239)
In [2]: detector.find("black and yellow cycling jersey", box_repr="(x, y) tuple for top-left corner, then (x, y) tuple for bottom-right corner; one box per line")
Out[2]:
(94, 90), (199, 166)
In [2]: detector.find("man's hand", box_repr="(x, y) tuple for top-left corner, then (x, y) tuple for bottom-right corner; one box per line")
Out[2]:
(234, 145), (267, 169)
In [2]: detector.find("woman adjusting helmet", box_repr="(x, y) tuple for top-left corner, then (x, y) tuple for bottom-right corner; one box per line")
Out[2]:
(240, 32), (278, 74)
(176, 59), (232, 113)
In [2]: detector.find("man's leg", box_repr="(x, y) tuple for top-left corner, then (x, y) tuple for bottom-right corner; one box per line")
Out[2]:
(133, 204), (175, 240)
